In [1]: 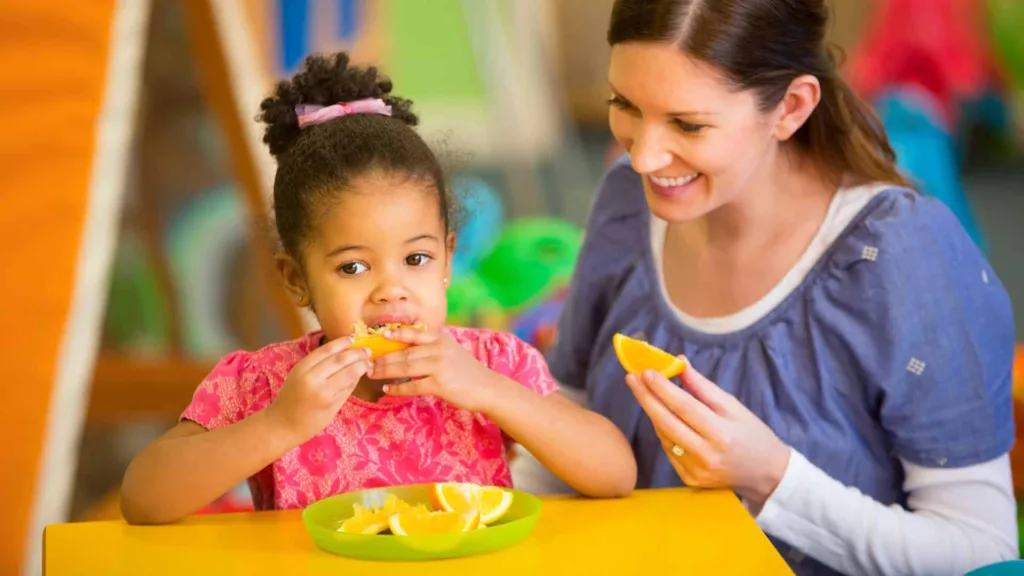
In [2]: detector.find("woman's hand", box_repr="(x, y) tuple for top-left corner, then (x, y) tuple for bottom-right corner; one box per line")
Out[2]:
(266, 337), (371, 443)
(370, 327), (496, 413)
(624, 362), (791, 508)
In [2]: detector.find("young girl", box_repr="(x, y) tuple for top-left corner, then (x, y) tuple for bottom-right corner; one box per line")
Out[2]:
(120, 53), (637, 524)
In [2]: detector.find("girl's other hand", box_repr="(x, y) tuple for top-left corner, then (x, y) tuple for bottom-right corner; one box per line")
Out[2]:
(371, 327), (497, 413)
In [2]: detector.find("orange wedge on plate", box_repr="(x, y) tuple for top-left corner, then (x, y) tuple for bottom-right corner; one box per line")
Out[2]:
(338, 503), (390, 535)
(336, 495), (426, 534)
(432, 482), (514, 525)
(612, 333), (686, 378)
(388, 509), (479, 536)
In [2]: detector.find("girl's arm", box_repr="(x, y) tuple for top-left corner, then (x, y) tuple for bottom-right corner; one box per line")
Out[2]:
(121, 337), (371, 524)
(120, 412), (300, 525)
(481, 376), (637, 498)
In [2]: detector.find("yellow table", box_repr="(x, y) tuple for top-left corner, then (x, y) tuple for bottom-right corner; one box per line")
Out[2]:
(44, 488), (793, 575)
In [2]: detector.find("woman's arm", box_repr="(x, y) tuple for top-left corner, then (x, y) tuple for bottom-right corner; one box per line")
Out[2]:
(481, 376), (637, 498)
(120, 413), (301, 524)
(756, 449), (1018, 576)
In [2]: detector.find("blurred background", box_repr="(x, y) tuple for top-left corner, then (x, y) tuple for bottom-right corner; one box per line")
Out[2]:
(1, 0), (1022, 573)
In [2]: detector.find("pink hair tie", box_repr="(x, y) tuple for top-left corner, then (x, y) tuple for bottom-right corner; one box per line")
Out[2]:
(295, 98), (393, 129)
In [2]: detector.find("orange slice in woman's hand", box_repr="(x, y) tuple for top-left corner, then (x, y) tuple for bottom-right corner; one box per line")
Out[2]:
(612, 333), (686, 378)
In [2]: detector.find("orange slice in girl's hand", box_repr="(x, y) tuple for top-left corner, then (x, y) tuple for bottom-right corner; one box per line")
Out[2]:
(349, 321), (425, 359)
(612, 333), (686, 378)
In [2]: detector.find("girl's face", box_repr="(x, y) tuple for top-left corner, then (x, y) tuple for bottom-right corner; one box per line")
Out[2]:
(280, 171), (453, 341)
(607, 42), (780, 223)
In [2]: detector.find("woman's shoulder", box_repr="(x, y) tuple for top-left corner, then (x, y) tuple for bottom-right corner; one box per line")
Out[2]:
(853, 185), (976, 248)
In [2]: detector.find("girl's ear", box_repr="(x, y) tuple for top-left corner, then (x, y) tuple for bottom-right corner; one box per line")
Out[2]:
(276, 253), (311, 307)
(444, 232), (457, 286)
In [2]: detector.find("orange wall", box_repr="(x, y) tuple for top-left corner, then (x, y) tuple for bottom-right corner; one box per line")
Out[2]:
(0, 1), (115, 572)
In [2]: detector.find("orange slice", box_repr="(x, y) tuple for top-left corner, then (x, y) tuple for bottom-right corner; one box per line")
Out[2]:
(612, 333), (686, 378)
(387, 509), (479, 536)
(432, 482), (514, 525)
(337, 495), (425, 534)
(338, 503), (389, 535)
(350, 321), (425, 360)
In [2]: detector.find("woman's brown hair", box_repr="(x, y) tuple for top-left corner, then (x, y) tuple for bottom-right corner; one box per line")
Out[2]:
(608, 0), (910, 188)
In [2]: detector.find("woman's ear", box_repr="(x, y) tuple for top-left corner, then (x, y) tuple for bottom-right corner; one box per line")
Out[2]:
(772, 74), (821, 141)
(276, 253), (310, 307)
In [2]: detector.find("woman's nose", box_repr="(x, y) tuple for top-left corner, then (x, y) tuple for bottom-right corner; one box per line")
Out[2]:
(629, 125), (673, 174)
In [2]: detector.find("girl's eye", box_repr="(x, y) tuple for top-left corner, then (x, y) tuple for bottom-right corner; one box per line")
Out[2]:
(406, 253), (432, 266)
(339, 262), (368, 275)
(674, 120), (706, 134)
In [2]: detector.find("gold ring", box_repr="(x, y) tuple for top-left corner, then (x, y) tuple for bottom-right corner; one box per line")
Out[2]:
(671, 444), (685, 457)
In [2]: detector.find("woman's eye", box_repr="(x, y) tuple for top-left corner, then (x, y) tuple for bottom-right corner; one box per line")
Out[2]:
(406, 253), (432, 266)
(607, 96), (633, 111)
(339, 262), (368, 275)
(674, 120), (706, 134)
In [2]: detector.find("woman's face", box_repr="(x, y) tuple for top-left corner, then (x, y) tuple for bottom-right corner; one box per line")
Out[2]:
(608, 42), (780, 223)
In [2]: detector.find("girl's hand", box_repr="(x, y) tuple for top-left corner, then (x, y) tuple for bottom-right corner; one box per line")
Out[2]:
(624, 362), (791, 508)
(370, 327), (496, 413)
(266, 337), (371, 442)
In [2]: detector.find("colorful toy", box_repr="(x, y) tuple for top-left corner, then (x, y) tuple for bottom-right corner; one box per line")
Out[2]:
(476, 218), (582, 312)
(103, 230), (172, 355)
(847, 0), (1000, 126)
(988, 0), (1024, 94)
(510, 289), (566, 353)
(451, 176), (504, 280)
(447, 272), (508, 331)
(164, 185), (248, 359)
(875, 88), (987, 248)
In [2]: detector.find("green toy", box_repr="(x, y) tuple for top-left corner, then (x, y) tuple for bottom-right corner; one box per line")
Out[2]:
(989, 0), (1024, 93)
(103, 230), (172, 355)
(446, 273), (507, 331)
(446, 217), (583, 329)
(475, 218), (582, 312)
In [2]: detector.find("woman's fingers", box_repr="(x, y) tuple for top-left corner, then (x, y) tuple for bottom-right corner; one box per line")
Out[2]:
(641, 369), (722, 440)
(677, 363), (736, 415)
(625, 374), (709, 457)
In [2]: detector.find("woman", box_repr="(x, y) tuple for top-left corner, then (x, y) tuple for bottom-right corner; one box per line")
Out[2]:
(518, 0), (1018, 574)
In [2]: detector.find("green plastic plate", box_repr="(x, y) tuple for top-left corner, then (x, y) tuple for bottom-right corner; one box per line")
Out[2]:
(302, 483), (542, 561)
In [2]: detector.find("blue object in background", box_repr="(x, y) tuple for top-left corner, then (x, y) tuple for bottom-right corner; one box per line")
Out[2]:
(451, 176), (504, 280)
(965, 560), (1024, 575)
(875, 88), (987, 251)
(277, 0), (362, 73)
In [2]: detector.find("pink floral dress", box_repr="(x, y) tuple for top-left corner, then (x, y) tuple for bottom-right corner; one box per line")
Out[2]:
(180, 327), (559, 510)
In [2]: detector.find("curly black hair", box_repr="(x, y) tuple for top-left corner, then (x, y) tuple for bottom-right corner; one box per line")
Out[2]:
(257, 52), (452, 262)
